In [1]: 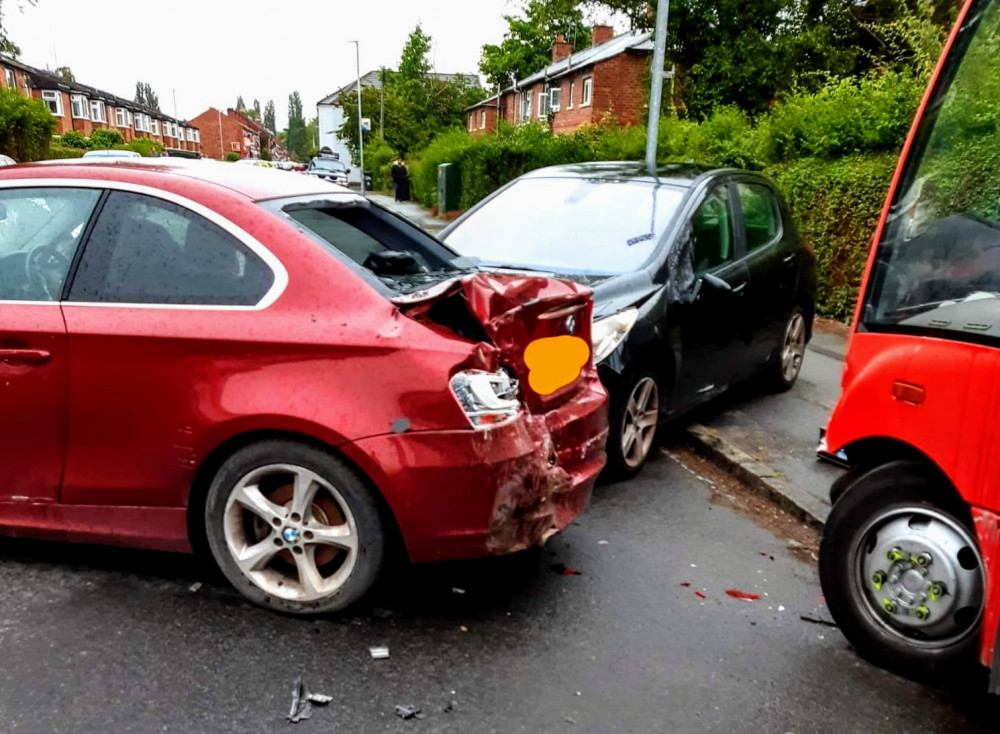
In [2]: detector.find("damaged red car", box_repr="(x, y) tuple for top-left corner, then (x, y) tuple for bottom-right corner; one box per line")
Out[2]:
(0, 160), (608, 615)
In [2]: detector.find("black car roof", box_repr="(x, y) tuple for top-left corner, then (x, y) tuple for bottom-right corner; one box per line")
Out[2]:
(519, 161), (741, 187)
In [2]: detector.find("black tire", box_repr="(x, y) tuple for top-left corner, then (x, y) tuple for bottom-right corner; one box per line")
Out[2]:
(204, 440), (386, 616)
(604, 372), (661, 481)
(765, 305), (807, 392)
(819, 461), (985, 688)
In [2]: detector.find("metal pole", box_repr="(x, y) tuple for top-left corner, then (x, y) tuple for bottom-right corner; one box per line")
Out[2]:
(645, 0), (670, 175)
(351, 40), (366, 196)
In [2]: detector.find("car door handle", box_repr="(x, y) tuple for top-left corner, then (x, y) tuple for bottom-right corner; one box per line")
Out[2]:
(732, 282), (747, 296)
(0, 348), (51, 365)
(783, 253), (796, 264)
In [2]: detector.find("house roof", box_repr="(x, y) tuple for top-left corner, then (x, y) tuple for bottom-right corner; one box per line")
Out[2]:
(467, 30), (653, 110)
(318, 70), (481, 106)
(0, 55), (197, 127)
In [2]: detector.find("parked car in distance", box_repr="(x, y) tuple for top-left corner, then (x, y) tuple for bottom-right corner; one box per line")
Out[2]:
(235, 158), (275, 168)
(0, 154), (16, 166)
(0, 160), (608, 615)
(82, 150), (142, 159)
(442, 163), (816, 478)
(305, 155), (350, 187)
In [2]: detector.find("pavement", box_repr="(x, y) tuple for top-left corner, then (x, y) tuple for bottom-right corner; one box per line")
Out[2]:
(370, 193), (848, 525)
(1, 450), (995, 733)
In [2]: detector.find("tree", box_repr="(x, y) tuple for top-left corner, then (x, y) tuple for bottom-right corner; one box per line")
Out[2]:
(480, 0), (591, 88)
(0, 0), (35, 58)
(54, 66), (74, 82)
(264, 100), (276, 133)
(134, 82), (160, 111)
(286, 91), (309, 161)
(236, 95), (246, 112)
(398, 24), (432, 82)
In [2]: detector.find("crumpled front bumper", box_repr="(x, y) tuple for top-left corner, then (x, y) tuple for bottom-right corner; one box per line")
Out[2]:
(341, 377), (608, 564)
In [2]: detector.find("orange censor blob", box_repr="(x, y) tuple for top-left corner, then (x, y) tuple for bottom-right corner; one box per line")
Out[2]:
(523, 336), (591, 396)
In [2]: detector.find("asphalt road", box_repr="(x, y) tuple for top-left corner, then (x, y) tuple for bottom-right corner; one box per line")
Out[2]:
(0, 450), (994, 733)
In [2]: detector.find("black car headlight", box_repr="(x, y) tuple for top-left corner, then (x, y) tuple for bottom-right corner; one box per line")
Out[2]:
(591, 308), (639, 364)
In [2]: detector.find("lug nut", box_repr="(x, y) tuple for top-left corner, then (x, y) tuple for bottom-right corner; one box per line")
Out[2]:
(915, 552), (932, 567)
(914, 605), (930, 621)
(882, 598), (898, 614)
(871, 571), (887, 590)
(928, 582), (946, 601)
(887, 548), (905, 562)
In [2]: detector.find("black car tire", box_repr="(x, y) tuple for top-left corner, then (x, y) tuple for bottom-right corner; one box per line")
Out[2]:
(765, 305), (807, 392)
(819, 462), (985, 689)
(205, 440), (386, 616)
(605, 372), (661, 480)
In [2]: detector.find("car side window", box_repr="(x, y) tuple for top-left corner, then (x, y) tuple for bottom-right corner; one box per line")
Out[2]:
(0, 187), (101, 302)
(738, 183), (781, 252)
(69, 191), (274, 306)
(690, 185), (734, 274)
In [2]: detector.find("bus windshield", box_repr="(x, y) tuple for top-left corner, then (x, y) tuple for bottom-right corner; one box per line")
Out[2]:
(864, 0), (1000, 337)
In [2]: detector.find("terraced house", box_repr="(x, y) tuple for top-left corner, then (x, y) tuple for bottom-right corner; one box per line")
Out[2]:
(0, 56), (201, 155)
(466, 27), (658, 137)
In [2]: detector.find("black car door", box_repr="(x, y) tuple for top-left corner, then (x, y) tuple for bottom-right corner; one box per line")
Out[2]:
(735, 178), (799, 372)
(671, 181), (751, 410)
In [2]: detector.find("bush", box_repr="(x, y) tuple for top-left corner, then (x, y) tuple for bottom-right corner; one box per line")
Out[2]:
(60, 130), (91, 149)
(90, 128), (124, 149)
(364, 140), (397, 192)
(125, 137), (162, 157)
(0, 88), (57, 161)
(46, 144), (85, 159)
(226, 152), (241, 162)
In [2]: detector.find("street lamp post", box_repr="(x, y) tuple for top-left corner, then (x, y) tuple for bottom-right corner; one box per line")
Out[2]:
(645, 0), (671, 176)
(350, 40), (366, 196)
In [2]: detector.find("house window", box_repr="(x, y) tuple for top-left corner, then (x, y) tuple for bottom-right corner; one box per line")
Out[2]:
(41, 90), (63, 116)
(135, 113), (151, 132)
(230, 142), (240, 151)
(90, 100), (106, 123)
(150, 119), (159, 135)
(538, 91), (550, 118)
(193, 129), (200, 143)
(70, 94), (88, 119)
(550, 86), (561, 112)
(568, 81), (575, 109)
(582, 77), (593, 107)
(4, 68), (14, 89)
(115, 107), (130, 128)
(480, 110), (487, 129)
(186, 128), (195, 142)
(519, 91), (531, 122)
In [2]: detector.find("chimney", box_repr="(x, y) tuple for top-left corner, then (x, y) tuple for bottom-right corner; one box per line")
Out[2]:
(552, 34), (572, 62)
(591, 25), (614, 46)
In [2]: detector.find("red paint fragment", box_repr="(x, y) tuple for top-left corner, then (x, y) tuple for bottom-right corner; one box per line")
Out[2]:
(725, 589), (762, 601)
(680, 582), (691, 588)
(694, 591), (706, 599)
(760, 552), (768, 557)
(563, 568), (582, 576)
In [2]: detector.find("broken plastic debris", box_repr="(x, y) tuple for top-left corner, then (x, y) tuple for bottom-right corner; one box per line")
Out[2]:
(694, 591), (706, 599)
(286, 677), (333, 723)
(597, 540), (609, 545)
(443, 700), (458, 714)
(680, 582), (691, 588)
(370, 646), (390, 659)
(550, 563), (582, 576)
(800, 614), (838, 628)
(395, 704), (426, 720)
(452, 587), (466, 595)
(778, 605), (786, 612)
(188, 582), (202, 593)
(725, 589), (763, 601)
(459, 625), (469, 633)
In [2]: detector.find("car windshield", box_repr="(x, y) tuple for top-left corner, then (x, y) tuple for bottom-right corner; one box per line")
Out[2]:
(311, 158), (346, 171)
(863, 0), (1000, 332)
(443, 177), (686, 275)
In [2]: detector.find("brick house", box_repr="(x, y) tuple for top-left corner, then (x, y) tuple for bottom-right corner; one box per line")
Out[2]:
(190, 107), (288, 161)
(467, 26), (655, 137)
(0, 55), (201, 155)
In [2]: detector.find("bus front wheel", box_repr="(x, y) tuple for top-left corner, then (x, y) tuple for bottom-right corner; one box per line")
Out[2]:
(819, 461), (986, 688)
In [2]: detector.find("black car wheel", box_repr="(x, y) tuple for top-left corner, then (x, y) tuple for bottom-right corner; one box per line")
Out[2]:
(606, 373), (660, 480)
(766, 306), (807, 391)
(820, 462), (984, 688)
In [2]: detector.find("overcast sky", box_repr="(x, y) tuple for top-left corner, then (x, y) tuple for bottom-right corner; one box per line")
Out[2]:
(3, 0), (550, 129)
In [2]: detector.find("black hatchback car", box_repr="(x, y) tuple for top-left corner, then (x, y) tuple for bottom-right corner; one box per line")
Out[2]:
(441, 163), (816, 477)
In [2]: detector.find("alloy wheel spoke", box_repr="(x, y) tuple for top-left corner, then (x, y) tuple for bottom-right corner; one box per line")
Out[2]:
(637, 410), (658, 431)
(236, 534), (281, 573)
(294, 546), (325, 596)
(623, 424), (638, 456)
(289, 469), (322, 520)
(232, 483), (285, 524)
(636, 380), (654, 411)
(307, 523), (358, 554)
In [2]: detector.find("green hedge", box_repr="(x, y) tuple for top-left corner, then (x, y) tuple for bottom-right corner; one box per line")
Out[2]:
(47, 144), (86, 159)
(0, 88), (57, 161)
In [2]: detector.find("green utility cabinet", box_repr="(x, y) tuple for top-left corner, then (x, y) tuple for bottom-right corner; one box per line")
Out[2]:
(437, 163), (462, 212)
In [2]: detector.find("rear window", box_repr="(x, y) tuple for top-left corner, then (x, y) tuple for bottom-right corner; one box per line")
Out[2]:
(281, 200), (465, 293)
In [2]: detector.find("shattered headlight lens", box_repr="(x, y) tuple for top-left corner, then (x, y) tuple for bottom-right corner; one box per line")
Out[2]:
(591, 308), (639, 364)
(450, 369), (521, 428)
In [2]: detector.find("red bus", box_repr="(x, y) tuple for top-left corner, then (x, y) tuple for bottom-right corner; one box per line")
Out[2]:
(819, 0), (1000, 690)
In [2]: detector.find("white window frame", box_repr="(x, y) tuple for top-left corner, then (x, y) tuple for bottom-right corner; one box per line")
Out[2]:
(90, 99), (106, 123)
(4, 68), (14, 89)
(568, 81), (575, 109)
(519, 91), (531, 122)
(150, 119), (159, 135)
(70, 94), (88, 120)
(480, 109), (487, 129)
(115, 107), (131, 128)
(549, 86), (561, 112)
(186, 128), (195, 142)
(538, 91), (550, 118)
(41, 90), (63, 116)
(193, 129), (200, 144)
(582, 77), (593, 107)
(468, 113), (474, 132)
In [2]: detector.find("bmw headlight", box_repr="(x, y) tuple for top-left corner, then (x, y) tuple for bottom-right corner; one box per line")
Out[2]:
(591, 308), (639, 364)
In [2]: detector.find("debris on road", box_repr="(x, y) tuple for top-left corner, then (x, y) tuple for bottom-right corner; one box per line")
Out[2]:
(395, 705), (426, 720)
(452, 587), (466, 595)
(725, 589), (763, 601)
(551, 564), (582, 576)
(597, 540), (609, 545)
(694, 591), (707, 599)
(680, 582), (691, 588)
(443, 699), (457, 714)
(800, 614), (838, 628)
(370, 646), (390, 659)
(460, 625), (469, 633)
(286, 677), (333, 723)
(188, 582), (202, 593)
